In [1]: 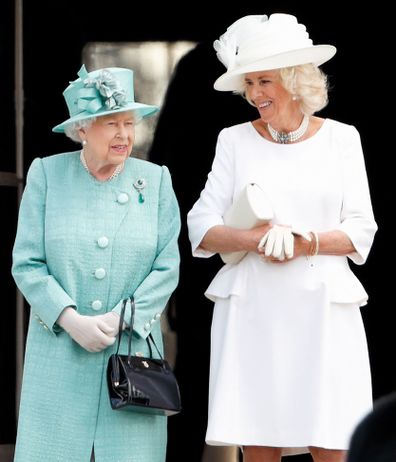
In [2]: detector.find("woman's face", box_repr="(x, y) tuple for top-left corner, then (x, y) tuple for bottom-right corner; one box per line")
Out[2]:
(244, 70), (294, 123)
(80, 111), (136, 166)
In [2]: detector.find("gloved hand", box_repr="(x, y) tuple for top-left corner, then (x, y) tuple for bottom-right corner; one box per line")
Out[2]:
(96, 311), (126, 336)
(258, 225), (311, 260)
(57, 307), (117, 353)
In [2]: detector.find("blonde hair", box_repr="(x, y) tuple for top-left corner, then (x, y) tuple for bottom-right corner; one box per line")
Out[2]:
(236, 63), (329, 115)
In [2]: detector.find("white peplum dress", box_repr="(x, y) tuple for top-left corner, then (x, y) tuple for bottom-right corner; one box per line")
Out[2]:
(187, 119), (377, 456)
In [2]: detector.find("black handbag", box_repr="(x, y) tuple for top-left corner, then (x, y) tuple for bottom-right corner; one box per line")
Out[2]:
(106, 297), (181, 416)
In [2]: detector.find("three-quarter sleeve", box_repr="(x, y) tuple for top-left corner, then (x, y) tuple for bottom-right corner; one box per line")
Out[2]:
(187, 128), (235, 257)
(337, 127), (377, 264)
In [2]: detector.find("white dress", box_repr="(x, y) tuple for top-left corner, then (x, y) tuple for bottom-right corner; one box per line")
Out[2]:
(187, 119), (377, 456)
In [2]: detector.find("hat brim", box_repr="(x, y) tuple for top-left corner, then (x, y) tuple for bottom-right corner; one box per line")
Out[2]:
(52, 102), (159, 133)
(214, 45), (336, 91)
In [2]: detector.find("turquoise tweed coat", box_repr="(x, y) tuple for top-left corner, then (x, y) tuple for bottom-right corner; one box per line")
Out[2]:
(12, 151), (181, 462)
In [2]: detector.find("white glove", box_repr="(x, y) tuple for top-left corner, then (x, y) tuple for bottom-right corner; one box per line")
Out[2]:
(57, 307), (116, 353)
(259, 225), (293, 260)
(96, 311), (126, 336)
(258, 225), (311, 260)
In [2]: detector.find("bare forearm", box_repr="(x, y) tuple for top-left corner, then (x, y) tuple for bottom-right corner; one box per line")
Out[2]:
(200, 226), (355, 260)
(262, 229), (356, 261)
(295, 229), (355, 258)
(316, 230), (355, 256)
(199, 224), (271, 254)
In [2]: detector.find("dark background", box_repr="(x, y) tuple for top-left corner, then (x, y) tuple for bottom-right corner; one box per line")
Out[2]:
(1, 0), (392, 460)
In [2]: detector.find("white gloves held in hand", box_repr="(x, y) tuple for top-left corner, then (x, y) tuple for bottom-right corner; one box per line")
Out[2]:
(57, 308), (122, 353)
(258, 225), (311, 260)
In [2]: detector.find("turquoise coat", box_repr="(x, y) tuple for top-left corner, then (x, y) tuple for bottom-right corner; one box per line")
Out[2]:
(12, 152), (181, 462)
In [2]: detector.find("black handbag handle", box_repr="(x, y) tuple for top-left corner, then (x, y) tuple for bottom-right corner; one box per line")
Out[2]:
(114, 297), (164, 362)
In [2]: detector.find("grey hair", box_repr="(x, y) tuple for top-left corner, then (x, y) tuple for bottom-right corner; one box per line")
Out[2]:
(235, 64), (329, 115)
(63, 111), (143, 144)
(64, 118), (96, 143)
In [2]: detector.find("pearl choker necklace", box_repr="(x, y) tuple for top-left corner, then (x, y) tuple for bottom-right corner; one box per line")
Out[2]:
(267, 114), (310, 144)
(80, 151), (124, 181)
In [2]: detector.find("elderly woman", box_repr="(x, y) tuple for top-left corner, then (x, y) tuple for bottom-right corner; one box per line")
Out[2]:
(187, 13), (377, 462)
(12, 65), (180, 462)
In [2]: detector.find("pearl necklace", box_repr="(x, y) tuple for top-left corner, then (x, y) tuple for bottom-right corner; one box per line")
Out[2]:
(267, 114), (310, 144)
(80, 151), (124, 181)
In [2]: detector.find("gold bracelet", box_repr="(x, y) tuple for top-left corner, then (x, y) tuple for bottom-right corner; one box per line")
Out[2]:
(307, 231), (319, 257)
(307, 231), (315, 256)
(313, 231), (319, 256)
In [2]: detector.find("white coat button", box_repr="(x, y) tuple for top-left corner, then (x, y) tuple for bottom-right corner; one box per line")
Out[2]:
(97, 236), (109, 248)
(91, 300), (102, 311)
(117, 193), (129, 204)
(154, 313), (161, 320)
(144, 322), (151, 331)
(94, 268), (106, 279)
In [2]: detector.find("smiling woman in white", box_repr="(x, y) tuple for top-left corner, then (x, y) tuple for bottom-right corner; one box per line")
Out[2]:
(187, 14), (377, 462)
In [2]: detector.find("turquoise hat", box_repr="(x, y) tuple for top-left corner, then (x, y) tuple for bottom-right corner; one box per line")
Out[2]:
(52, 65), (159, 133)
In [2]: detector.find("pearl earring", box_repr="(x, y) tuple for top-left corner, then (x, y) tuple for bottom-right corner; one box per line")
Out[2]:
(292, 95), (298, 101)
(82, 140), (87, 146)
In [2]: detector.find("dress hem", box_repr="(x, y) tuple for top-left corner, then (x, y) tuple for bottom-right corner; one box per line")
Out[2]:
(206, 438), (348, 456)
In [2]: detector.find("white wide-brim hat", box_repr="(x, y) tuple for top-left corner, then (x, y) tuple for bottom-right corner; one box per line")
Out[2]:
(213, 13), (336, 91)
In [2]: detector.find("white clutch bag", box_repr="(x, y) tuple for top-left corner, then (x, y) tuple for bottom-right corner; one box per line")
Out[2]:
(220, 183), (273, 265)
